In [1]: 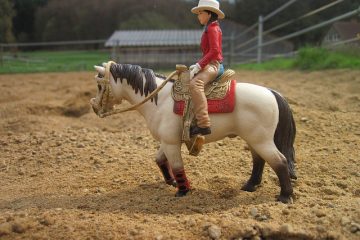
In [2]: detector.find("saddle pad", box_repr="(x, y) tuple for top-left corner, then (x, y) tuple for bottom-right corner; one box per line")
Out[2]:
(173, 80), (236, 115)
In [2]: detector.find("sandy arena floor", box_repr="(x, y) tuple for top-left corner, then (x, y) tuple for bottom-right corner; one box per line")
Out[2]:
(0, 70), (359, 240)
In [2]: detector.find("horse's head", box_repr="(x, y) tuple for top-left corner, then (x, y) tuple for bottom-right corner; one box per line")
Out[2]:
(91, 61), (166, 117)
(90, 62), (121, 117)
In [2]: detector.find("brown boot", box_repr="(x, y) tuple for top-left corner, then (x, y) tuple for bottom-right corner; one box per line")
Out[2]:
(190, 125), (211, 137)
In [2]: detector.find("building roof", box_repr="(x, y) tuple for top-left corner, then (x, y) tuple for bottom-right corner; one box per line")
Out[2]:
(105, 30), (203, 47)
(105, 20), (294, 53)
(332, 20), (360, 40)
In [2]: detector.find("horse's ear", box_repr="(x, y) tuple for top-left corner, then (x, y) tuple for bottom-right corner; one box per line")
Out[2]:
(94, 65), (105, 76)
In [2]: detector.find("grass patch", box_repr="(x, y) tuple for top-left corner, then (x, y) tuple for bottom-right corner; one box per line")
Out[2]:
(236, 57), (295, 71)
(294, 47), (360, 70)
(1, 47), (360, 74)
(236, 47), (360, 71)
(0, 50), (110, 74)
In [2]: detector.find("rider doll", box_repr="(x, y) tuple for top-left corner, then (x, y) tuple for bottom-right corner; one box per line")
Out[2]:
(189, 0), (225, 137)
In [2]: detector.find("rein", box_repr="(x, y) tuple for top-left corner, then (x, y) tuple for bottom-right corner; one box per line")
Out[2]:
(97, 61), (178, 118)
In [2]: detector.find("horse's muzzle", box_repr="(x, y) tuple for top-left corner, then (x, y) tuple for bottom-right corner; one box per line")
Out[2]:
(90, 98), (99, 114)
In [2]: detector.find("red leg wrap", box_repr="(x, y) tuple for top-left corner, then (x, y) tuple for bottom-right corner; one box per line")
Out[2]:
(173, 169), (191, 192)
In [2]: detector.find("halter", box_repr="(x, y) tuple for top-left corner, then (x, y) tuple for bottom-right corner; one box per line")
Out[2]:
(92, 61), (179, 118)
(90, 61), (115, 117)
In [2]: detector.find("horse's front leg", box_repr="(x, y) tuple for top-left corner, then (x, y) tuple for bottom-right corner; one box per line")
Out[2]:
(155, 148), (177, 187)
(162, 143), (191, 197)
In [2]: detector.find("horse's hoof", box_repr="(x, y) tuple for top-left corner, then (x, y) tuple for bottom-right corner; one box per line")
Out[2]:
(175, 189), (190, 197)
(241, 182), (257, 192)
(277, 195), (293, 204)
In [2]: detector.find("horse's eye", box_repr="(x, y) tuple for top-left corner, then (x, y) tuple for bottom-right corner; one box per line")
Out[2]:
(98, 85), (102, 91)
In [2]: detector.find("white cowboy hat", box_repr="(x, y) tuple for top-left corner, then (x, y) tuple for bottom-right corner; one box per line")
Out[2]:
(191, 0), (225, 19)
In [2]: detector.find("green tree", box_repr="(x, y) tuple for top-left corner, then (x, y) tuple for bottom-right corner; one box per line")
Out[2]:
(119, 12), (177, 30)
(0, 0), (16, 43)
(34, 0), (198, 42)
(12, 0), (48, 42)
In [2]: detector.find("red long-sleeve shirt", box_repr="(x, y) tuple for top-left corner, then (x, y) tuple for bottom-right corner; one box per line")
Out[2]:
(197, 21), (223, 69)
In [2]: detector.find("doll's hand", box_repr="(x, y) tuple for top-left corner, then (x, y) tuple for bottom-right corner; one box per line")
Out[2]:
(189, 64), (197, 70)
(190, 63), (201, 79)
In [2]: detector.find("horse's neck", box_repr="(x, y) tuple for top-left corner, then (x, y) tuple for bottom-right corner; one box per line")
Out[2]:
(115, 76), (172, 119)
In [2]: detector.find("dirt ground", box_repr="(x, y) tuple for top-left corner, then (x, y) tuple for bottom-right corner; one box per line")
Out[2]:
(0, 69), (359, 240)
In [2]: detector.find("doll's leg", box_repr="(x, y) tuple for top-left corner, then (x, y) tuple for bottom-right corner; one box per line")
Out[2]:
(189, 63), (218, 135)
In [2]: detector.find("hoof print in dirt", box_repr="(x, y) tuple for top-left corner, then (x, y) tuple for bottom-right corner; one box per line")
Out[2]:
(62, 92), (92, 117)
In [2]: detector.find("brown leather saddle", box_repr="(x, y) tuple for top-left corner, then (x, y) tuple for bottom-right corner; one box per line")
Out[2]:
(172, 65), (235, 104)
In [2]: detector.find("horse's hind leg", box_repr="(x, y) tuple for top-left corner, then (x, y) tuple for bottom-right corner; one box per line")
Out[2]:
(155, 149), (176, 187)
(249, 143), (293, 203)
(241, 150), (265, 192)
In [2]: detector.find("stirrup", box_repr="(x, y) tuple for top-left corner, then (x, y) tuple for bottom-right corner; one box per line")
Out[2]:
(186, 135), (205, 156)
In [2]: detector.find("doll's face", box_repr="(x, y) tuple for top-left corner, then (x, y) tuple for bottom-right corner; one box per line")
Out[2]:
(197, 10), (211, 25)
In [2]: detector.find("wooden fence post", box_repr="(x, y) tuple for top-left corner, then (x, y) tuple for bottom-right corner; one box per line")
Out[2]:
(257, 15), (263, 64)
(0, 44), (3, 66)
(228, 32), (235, 67)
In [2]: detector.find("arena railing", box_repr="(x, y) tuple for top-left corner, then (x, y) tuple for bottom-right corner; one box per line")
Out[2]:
(234, 0), (359, 64)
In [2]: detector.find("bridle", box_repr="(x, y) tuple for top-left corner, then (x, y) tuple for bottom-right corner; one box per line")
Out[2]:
(91, 61), (179, 118)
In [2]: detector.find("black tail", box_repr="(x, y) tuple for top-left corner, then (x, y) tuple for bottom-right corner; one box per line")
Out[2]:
(270, 90), (297, 179)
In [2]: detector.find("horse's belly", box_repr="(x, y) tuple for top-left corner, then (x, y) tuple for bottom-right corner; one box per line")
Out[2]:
(205, 83), (279, 143)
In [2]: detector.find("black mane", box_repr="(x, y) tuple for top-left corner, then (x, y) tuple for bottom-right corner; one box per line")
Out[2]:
(110, 63), (159, 104)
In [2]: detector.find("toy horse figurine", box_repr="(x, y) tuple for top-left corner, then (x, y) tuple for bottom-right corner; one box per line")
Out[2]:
(90, 62), (297, 203)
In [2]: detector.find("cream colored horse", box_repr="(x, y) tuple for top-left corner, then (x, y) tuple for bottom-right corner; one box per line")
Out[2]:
(91, 62), (297, 203)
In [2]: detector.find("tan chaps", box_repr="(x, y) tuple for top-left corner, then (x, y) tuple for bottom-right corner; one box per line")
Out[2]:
(189, 62), (219, 128)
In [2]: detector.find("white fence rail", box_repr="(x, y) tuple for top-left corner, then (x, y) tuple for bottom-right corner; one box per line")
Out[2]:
(0, 39), (108, 67)
(238, 0), (360, 64)
(0, 39), (106, 48)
